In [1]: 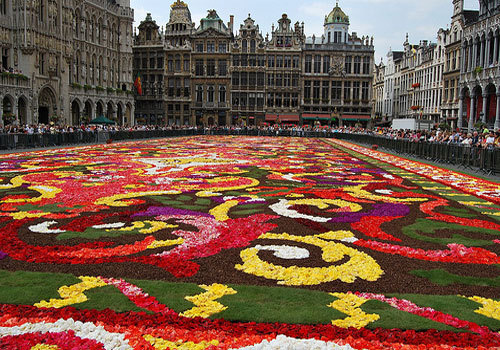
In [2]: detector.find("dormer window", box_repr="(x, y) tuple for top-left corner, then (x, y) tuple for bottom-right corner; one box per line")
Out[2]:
(146, 29), (151, 41)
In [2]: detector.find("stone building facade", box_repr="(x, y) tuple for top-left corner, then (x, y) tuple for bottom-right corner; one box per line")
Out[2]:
(302, 4), (374, 126)
(459, 0), (500, 131)
(133, 1), (374, 127)
(0, 0), (135, 127)
(231, 14), (266, 126)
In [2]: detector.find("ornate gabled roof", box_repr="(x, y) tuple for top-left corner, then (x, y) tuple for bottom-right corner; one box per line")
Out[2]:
(325, 2), (349, 25)
(197, 9), (230, 34)
(138, 13), (159, 29)
(168, 0), (192, 24)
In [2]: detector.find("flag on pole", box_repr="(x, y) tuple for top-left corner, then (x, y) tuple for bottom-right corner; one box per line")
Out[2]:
(134, 73), (142, 95)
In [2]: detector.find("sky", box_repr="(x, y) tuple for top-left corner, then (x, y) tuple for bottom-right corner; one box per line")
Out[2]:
(131, 0), (480, 63)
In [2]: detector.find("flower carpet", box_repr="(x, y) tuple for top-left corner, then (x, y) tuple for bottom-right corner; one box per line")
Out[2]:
(0, 135), (499, 349)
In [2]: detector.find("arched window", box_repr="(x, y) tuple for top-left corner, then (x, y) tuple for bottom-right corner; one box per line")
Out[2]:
(242, 40), (247, 52)
(207, 86), (214, 103)
(146, 28), (151, 41)
(39, 0), (45, 22)
(175, 54), (181, 72)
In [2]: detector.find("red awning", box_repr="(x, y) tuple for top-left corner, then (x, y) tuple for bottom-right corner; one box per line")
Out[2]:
(341, 115), (371, 121)
(277, 114), (300, 122)
(265, 114), (278, 121)
(302, 113), (331, 120)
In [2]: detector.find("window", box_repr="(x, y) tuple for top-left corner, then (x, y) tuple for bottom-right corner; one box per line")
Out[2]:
(267, 93), (274, 107)
(249, 55), (256, 66)
(175, 55), (181, 72)
(345, 56), (352, 74)
(304, 80), (311, 100)
(207, 42), (215, 53)
(207, 86), (214, 103)
(241, 54), (248, 67)
(284, 55), (291, 68)
(267, 73), (274, 86)
(284, 73), (290, 87)
(232, 92), (240, 107)
(314, 55), (321, 73)
(233, 55), (240, 66)
(293, 55), (300, 68)
(353, 81), (360, 100)
(305, 55), (312, 73)
(168, 78), (174, 96)
(157, 57), (164, 69)
(249, 72), (256, 86)
(207, 59), (215, 76)
(232, 72), (240, 85)
(363, 57), (370, 74)
(219, 42), (227, 53)
(283, 93), (290, 107)
(183, 55), (190, 71)
(362, 82), (369, 100)
(146, 29), (151, 41)
(184, 78), (190, 96)
(196, 85), (203, 102)
(249, 93), (256, 107)
(219, 85), (226, 103)
(167, 55), (173, 71)
(323, 56), (330, 74)
(292, 93), (298, 107)
(195, 59), (204, 76)
(257, 93), (264, 107)
(292, 74), (299, 87)
(240, 92), (247, 107)
(353, 56), (361, 74)
(331, 81), (341, 100)
(257, 72), (265, 86)
(275, 73), (282, 87)
(275, 93), (282, 107)
(322, 81), (329, 101)
(0, 0), (7, 15)
(268, 55), (275, 68)
(276, 55), (283, 68)
(344, 81), (351, 101)
(218, 60), (227, 76)
(144, 57), (149, 69)
(196, 43), (203, 52)
(240, 72), (248, 86)
(250, 40), (256, 53)
(242, 40), (248, 52)
(313, 81), (320, 100)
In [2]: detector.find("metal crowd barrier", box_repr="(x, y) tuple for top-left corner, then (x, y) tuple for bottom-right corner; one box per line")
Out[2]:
(0, 129), (498, 175)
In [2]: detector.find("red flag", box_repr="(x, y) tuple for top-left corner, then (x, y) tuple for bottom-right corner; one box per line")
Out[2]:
(134, 73), (142, 95)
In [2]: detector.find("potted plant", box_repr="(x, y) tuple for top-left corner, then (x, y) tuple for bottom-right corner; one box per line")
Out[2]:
(50, 114), (60, 124)
(2, 113), (16, 125)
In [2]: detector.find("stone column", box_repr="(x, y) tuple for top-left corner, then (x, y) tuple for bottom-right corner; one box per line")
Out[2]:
(0, 94), (3, 127)
(480, 39), (485, 67)
(494, 34), (498, 65)
(495, 92), (500, 130)
(130, 105), (135, 126)
(469, 43), (474, 71)
(13, 102), (18, 126)
(485, 36), (491, 66)
(482, 92), (488, 124)
(472, 41), (477, 68)
(461, 45), (466, 73)
(468, 94), (476, 132)
(458, 95), (464, 130)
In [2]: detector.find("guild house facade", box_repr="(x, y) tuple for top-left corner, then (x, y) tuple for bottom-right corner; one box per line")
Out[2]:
(133, 1), (375, 127)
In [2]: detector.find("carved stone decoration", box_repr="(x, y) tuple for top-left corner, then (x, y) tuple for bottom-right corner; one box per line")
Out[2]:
(329, 56), (346, 77)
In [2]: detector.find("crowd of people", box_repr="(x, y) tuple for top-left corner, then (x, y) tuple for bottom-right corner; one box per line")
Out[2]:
(0, 122), (499, 148)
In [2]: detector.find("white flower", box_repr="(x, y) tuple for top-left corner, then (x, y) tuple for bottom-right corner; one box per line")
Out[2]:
(29, 221), (66, 234)
(254, 245), (310, 260)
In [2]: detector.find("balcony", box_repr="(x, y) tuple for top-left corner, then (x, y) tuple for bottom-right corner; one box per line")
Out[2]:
(0, 73), (30, 89)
